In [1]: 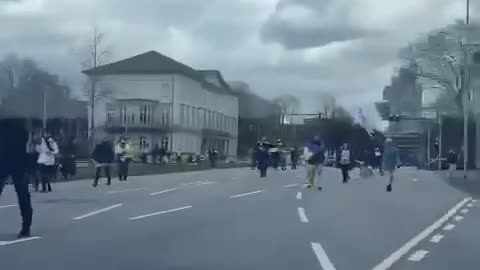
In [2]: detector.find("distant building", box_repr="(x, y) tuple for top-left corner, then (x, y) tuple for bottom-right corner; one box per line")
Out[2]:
(83, 51), (238, 156)
(229, 81), (281, 157)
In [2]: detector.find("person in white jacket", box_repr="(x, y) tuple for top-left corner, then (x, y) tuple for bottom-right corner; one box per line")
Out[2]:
(37, 135), (59, 192)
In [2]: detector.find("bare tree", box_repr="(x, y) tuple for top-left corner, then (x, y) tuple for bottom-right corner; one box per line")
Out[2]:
(272, 94), (300, 124)
(319, 93), (336, 118)
(80, 26), (112, 143)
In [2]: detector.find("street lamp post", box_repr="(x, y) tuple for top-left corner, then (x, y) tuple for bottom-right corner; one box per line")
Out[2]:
(462, 0), (470, 178)
(42, 87), (47, 132)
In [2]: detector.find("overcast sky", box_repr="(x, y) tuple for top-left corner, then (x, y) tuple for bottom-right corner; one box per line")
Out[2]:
(0, 0), (475, 127)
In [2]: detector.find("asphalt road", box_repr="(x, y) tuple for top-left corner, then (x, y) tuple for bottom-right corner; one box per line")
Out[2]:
(0, 167), (477, 270)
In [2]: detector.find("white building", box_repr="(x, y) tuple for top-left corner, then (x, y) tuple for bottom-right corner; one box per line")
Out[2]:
(83, 51), (238, 156)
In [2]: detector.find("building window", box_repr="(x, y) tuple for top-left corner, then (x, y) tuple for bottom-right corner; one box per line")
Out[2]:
(106, 111), (113, 123)
(120, 105), (127, 124)
(191, 107), (196, 128)
(139, 136), (147, 149)
(186, 105), (191, 126)
(203, 109), (207, 128)
(208, 110), (212, 128)
(140, 106), (146, 124)
(180, 104), (185, 124)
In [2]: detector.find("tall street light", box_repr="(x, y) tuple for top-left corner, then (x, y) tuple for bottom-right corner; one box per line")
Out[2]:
(462, 0), (470, 178)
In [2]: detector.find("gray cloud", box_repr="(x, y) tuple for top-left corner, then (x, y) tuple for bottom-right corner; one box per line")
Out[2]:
(0, 0), (473, 128)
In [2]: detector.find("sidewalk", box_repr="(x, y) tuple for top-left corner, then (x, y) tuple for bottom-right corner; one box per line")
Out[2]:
(56, 161), (248, 183)
(439, 170), (480, 197)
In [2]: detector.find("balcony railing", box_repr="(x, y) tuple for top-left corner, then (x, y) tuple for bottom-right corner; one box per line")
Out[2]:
(105, 117), (170, 132)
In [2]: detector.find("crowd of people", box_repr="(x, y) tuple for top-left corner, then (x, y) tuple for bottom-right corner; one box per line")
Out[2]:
(251, 135), (401, 192)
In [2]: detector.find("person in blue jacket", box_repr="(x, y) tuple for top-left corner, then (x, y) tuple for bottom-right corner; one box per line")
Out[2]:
(304, 136), (326, 190)
(383, 138), (400, 192)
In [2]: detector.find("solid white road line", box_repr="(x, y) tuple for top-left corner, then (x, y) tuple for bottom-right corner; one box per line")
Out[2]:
(297, 207), (309, 223)
(372, 197), (471, 270)
(129, 206), (192, 220)
(0, 205), (16, 209)
(408, 250), (429, 262)
(73, 204), (123, 220)
(443, 224), (456, 231)
(0, 237), (42, 247)
(430, 234), (444, 243)
(230, 190), (264, 198)
(311, 242), (336, 270)
(454, 215), (464, 222)
(461, 209), (470, 214)
(296, 192), (302, 200)
(106, 188), (147, 194)
(149, 188), (177, 196)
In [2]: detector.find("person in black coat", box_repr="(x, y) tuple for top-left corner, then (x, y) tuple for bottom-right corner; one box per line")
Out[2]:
(60, 136), (77, 180)
(0, 117), (33, 238)
(256, 141), (271, 178)
(91, 137), (115, 187)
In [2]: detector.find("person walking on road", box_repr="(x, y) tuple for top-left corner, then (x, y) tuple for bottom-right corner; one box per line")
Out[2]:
(115, 137), (132, 181)
(92, 137), (115, 187)
(37, 133), (59, 193)
(337, 143), (351, 183)
(383, 138), (400, 192)
(290, 146), (299, 170)
(0, 117), (33, 238)
(60, 136), (77, 180)
(304, 136), (326, 190)
(256, 142), (270, 178)
(447, 149), (458, 178)
(373, 146), (384, 175)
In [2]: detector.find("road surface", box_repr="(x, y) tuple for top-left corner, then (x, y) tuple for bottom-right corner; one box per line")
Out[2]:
(0, 167), (477, 270)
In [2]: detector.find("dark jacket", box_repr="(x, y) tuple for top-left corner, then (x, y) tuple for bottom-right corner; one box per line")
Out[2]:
(256, 145), (270, 167)
(0, 118), (29, 175)
(447, 152), (457, 164)
(92, 141), (114, 164)
(305, 140), (326, 165)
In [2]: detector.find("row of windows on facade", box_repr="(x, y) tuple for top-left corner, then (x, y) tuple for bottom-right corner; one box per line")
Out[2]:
(106, 105), (170, 126)
(179, 104), (237, 132)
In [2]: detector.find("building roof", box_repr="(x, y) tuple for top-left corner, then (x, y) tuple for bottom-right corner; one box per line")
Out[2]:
(198, 70), (232, 90)
(82, 51), (234, 96)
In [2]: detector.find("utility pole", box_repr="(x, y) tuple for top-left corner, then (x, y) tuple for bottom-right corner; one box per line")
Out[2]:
(438, 113), (443, 170)
(462, 0), (470, 178)
(42, 87), (47, 132)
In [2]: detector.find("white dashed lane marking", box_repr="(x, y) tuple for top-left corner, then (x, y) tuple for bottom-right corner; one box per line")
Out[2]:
(442, 224), (456, 231)
(372, 197), (471, 270)
(408, 250), (429, 262)
(150, 188), (177, 196)
(106, 188), (147, 194)
(283, 184), (300, 188)
(467, 203), (474, 207)
(73, 204), (123, 220)
(461, 209), (470, 214)
(0, 205), (16, 209)
(297, 207), (309, 223)
(429, 234), (444, 243)
(0, 237), (42, 247)
(296, 192), (302, 200)
(230, 190), (264, 198)
(311, 242), (336, 270)
(454, 215), (464, 222)
(129, 206), (192, 220)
